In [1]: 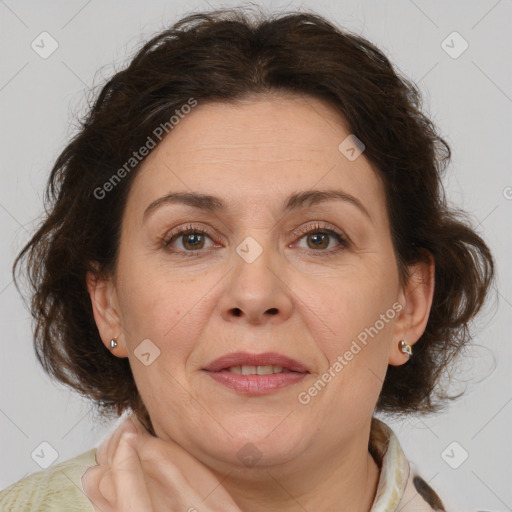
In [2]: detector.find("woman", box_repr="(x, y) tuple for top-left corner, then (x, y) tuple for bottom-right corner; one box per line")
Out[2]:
(0, 7), (494, 511)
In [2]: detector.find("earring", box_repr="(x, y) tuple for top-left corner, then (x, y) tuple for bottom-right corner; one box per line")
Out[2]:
(399, 340), (412, 358)
(109, 338), (118, 350)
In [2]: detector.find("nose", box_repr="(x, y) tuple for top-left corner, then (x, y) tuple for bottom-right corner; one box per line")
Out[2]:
(217, 237), (293, 326)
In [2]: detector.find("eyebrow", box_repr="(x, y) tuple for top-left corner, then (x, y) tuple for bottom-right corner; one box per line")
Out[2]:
(143, 189), (371, 222)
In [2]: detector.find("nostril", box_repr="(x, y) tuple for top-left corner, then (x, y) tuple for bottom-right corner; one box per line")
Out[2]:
(232, 308), (242, 317)
(266, 308), (278, 315)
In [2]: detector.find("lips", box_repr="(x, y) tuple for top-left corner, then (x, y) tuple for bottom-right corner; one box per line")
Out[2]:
(202, 351), (310, 395)
(203, 352), (310, 373)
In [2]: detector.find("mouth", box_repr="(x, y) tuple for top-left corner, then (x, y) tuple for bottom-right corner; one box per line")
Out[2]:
(219, 365), (297, 375)
(203, 351), (310, 373)
(202, 352), (310, 395)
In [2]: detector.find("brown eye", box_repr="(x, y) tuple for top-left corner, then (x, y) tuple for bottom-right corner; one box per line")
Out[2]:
(181, 233), (206, 250)
(294, 223), (349, 255)
(163, 226), (215, 253)
(306, 232), (330, 250)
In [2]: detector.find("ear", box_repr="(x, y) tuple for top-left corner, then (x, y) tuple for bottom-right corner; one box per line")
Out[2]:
(388, 253), (435, 366)
(86, 263), (128, 358)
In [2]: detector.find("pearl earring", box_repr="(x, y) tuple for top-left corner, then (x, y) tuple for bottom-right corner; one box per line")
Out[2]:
(109, 338), (118, 350)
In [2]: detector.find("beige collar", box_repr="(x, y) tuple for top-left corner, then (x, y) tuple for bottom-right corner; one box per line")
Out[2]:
(369, 417), (411, 511)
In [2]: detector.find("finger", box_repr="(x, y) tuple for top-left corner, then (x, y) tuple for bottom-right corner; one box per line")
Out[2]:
(105, 414), (153, 466)
(95, 432), (113, 467)
(97, 414), (147, 467)
(96, 423), (123, 467)
(87, 416), (154, 511)
(109, 427), (154, 511)
(136, 435), (241, 511)
(138, 434), (220, 495)
(125, 414), (149, 435)
(81, 464), (115, 512)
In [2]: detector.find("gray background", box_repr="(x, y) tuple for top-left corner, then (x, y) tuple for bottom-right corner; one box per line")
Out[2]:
(0, 1), (511, 510)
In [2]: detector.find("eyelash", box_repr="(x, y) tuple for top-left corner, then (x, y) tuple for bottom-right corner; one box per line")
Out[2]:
(162, 222), (349, 258)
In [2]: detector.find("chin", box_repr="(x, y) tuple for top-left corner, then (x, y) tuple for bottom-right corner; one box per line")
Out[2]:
(195, 420), (309, 470)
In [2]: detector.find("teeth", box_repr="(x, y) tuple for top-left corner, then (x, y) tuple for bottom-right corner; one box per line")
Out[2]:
(227, 365), (284, 375)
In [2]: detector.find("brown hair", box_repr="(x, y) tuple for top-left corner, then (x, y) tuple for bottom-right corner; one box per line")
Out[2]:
(12, 7), (495, 433)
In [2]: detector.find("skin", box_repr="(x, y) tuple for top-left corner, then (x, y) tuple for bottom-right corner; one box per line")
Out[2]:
(86, 93), (435, 511)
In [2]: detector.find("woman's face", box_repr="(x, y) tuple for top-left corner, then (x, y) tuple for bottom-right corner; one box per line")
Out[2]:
(90, 94), (429, 474)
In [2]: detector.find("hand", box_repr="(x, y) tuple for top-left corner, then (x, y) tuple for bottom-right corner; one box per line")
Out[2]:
(81, 414), (242, 512)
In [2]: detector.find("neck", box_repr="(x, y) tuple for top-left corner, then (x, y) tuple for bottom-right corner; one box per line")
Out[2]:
(210, 429), (381, 512)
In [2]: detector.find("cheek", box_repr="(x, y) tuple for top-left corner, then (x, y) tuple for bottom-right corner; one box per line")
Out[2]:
(116, 255), (216, 372)
(310, 271), (397, 408)
(117, 270), (208, 426)
(304, 259), (397, 352)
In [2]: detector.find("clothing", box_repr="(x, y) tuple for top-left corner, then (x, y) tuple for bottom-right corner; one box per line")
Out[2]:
(0, 417), (447, 511)
(369, 418), (447, 511)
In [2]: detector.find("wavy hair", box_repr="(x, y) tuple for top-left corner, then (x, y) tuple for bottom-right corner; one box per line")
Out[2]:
(13, 7), (495, 433)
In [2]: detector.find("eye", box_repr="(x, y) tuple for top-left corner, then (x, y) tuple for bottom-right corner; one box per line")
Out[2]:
(293, 222), (349, 255)
(161, 222), (349, 257)
(162, 224), (217, 254)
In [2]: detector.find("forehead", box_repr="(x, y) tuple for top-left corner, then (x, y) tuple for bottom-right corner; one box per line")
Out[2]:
(155, 94), (353, 161)
(126, 95), (385, 220)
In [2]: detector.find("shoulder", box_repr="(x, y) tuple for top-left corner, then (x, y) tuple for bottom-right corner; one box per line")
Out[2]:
(0, 448), (97, 511)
